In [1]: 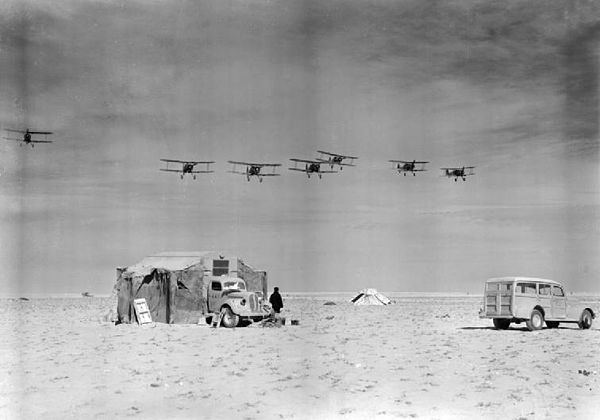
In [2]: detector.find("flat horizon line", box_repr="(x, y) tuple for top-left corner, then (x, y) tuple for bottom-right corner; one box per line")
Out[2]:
(2, 291), (599, 299)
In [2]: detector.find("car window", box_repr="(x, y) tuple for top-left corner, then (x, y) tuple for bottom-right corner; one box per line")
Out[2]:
(539, 284), (551, 295)
(499, 283), (511, 292)
(211, 281), (222, 291)
(552, 286), (564, 297)
(487, 283), (511, 291)
(223, 281), (245, 290)
(516, 282), (536, 294)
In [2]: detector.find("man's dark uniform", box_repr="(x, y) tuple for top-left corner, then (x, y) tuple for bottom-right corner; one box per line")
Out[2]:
(269, 287), (283, 313)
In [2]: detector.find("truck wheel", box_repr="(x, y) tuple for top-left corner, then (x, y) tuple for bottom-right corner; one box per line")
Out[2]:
(578, 310), (593, 330)
(525, 309), (544, 331)
(220, 307), (239, 328)
(546, 321), (559, 329)
(493, 319), (511, 330)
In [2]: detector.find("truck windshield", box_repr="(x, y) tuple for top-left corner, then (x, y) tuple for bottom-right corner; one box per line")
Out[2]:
(223, 281), (245, 290)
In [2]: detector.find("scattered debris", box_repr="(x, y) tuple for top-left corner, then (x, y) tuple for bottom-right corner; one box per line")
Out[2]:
(325, 315), (335, 320)
(258, 317), (284, 328)
(18, 297), (29, 301)
(323, 301), (336, 306)
(578, 369), (596, 376)
(81, 292), (93, 298)
(436, 314), (450, 319)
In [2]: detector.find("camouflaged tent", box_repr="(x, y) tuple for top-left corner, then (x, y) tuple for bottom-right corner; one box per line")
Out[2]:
(116, 251), (268, 324)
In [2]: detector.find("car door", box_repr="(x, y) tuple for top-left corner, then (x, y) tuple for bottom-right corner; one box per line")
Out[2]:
(538, 283), (552, 317)
(551, 285), (567, 318)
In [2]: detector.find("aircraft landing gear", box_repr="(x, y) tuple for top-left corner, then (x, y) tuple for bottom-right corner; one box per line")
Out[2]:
(193, 175), (196, 180)
(259, 177), (263, 183)
(180, 174), (184, 180)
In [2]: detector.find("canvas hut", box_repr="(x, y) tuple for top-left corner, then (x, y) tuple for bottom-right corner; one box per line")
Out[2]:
(350, 288), (391, 305)
(115, 251), (267, 324)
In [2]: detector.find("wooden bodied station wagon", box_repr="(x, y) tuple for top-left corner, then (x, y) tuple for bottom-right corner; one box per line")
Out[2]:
(479, 277), (596, 331)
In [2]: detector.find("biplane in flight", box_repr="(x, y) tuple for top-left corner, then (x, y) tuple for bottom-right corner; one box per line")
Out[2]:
(315, 150), (358, 170)
(159, 159), (215, 179)
(389, 159), (429, 176)
(289, 158), (337, 179)
(227, 161), (281, 182)
(4, 128), (53, 147)
(441, 166), (475, 182)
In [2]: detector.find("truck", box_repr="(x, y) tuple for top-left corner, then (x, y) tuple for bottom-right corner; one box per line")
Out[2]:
(478, 277), (597, 331)
(206, 276), (271, 328)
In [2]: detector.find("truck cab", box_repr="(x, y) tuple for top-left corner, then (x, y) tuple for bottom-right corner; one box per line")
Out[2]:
(479, 277), (596, 331)
(207, 276), (270, 327)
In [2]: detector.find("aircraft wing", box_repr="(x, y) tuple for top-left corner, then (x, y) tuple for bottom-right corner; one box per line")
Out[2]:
(317, 150), (358, 159)
(288, 167), (309, 172)
(189, 169), (214, 173)
(161, 159), (214, 165)
(160, 169), (184, 173)
(30, 140), (53, 143)
(4, 128), (26, 134)
(317, 169), (338, 173)
(28, 131), (53, 135)
(3, 137), (23, 142)
(315, 158), (355, 166)
(228, 160), (281, 167)
(189, 161), (215, 166)
(389, 160), (429, 164)
(259, 173), (280, 176)
(290, 158), (318, 164)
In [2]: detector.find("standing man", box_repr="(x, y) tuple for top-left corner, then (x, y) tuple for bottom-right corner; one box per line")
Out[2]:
(269, 287), (283, 314)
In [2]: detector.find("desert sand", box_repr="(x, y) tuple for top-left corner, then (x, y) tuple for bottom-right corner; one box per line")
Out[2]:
(1, 294), (599, 420)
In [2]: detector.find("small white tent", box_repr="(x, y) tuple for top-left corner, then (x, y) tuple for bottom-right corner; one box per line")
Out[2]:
(350, 288), (391, 305)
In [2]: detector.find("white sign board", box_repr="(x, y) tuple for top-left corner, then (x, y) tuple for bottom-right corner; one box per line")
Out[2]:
(133, 298), (153, 325)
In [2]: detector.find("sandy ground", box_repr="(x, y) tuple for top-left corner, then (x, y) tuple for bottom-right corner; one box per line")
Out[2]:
(1, 295), (599, 420)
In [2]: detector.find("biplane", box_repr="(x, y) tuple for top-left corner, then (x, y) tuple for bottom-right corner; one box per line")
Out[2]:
(315, 150), (358, 170)
(441, 166), (475, 181)
(160, 159), (215, 179)
(289, 158), (337, 179)
(227, 161), (281, 182)
(3, 128), (53, 147)
(389, 159), (429, 176)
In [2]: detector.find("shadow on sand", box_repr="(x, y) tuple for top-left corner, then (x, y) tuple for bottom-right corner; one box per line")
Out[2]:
(460, 326), (594, 332)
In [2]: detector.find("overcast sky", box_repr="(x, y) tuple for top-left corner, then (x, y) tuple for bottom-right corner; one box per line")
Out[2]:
(1, 0), (599, 295)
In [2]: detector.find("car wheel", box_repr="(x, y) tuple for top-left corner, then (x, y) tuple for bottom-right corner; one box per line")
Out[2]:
(525, 309), (544, 331)
(220, 307), (239, 328)
(578, 310), (593, 330)
(493, 318), (511, 330)
(546, 321), (559, 329)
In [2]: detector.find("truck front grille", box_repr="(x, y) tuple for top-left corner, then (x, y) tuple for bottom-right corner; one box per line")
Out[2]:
(249, 293), (258, 311)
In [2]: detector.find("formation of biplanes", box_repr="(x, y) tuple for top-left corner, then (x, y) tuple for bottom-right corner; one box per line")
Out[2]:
(159, 151), (475, 182)
(2, 130), (475, 182)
